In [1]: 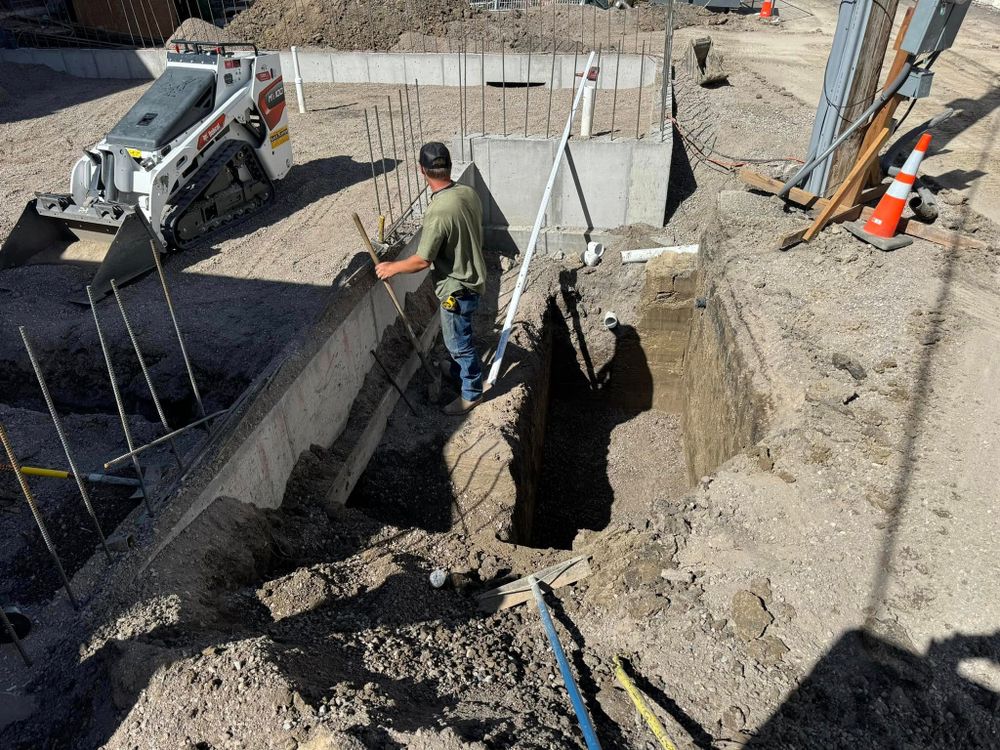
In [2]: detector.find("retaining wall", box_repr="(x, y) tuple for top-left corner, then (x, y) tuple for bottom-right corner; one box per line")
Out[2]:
(460, 132), (672, 257)
(0, 47), (657, 88)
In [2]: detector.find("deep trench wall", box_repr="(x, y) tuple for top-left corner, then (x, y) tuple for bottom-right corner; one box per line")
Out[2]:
(681, 270), (769, 484)
(637, 251), (700, 414)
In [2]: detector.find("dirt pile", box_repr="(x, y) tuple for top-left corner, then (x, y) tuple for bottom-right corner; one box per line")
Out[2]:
(218, 0), (721, 52)
(166, 17), (233, 44)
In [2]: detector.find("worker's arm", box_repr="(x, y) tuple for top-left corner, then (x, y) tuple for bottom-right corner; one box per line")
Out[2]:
(375, 254), (430, 280)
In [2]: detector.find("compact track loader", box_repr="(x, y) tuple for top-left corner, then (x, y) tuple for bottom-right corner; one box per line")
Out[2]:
(0, 40), (293, 298)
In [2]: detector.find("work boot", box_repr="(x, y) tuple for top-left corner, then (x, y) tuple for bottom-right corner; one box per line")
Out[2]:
(442, 394), (482, 416)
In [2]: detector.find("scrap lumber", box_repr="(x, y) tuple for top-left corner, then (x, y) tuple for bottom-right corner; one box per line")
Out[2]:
(737, 169), (887, 210)
(802, 127), (890, 242)
(477, 555), (593, 613)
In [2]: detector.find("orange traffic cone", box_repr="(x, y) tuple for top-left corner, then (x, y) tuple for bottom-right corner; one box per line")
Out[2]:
(846, 132), (932, 251)
(759, 0), (775, 19)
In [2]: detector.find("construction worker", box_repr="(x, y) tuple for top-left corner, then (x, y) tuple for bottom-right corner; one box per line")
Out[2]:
(375, 142), (487, 416)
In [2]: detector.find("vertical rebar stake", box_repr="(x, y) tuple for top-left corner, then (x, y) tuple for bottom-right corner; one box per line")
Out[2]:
(19, 328), (111, 562)
(636, 41), (646, 140)
(0, 420), (79, 609)
(570, 43), (579, 119)
(481, 36), (486, 136)
(397, 90), (414, 210)
(87, 285), (152, 515)
(611, 41), (621, 142)
(546, 40), (556, 139)
(0, 606), (30, 666)
(404, 85), (423, 210)
(374, 104), (394, 224)
(110, 280), (182, 470)
(501, 24), (507, 137)
(594, 45), (602, 134)
(150, 243), (205, 419)
(387, 96), (405, 220)
(457, 51), (465, 161)
(525, 32), (532, 138)
(661, 0), (674, 140)
(415, 79), (425, 144)
(364, 109), (383, 218)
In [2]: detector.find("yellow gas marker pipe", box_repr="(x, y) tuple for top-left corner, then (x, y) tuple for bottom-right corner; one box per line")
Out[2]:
(3, 464), (140, 486)
(613, 656), (678, 750)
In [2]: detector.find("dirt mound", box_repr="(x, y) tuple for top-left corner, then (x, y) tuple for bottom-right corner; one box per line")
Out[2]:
(221, 0), (719, 52)
(166, 17), (234, 44)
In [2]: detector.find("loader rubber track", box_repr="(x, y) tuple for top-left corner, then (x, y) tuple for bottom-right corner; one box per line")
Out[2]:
(161, 140), (274, 251)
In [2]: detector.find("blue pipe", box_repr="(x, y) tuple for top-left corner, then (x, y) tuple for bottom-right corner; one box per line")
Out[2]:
(529, 576), (602, 750)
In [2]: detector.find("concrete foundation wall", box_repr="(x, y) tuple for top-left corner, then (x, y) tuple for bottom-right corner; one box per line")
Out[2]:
(0, 47), (657, 88)
(462, 133), (672, 253)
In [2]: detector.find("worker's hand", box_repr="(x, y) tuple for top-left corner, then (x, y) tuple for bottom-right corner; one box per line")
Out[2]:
(374, 262), (397, 280)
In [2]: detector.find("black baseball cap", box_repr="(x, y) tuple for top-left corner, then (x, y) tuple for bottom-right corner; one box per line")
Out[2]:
(419, 142), (452, 170)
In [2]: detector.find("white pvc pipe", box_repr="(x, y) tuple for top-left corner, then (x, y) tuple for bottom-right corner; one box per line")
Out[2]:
(290, 46), (307, 114)
(620, 244), (699, 263)
(581, 84), (595, 139)
(487, 51), (597, 387)
(603, 311), (619, 329)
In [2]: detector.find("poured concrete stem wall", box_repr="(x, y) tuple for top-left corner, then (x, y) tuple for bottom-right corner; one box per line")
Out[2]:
(0, 48), (657, 87)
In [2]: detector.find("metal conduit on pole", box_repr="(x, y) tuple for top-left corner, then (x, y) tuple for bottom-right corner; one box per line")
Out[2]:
(87, 286), (152, 514)
(487, 51), (597, 387)
(150, 244), (206, 419)
(0, 420), (79, 610)
(20, 328), (111, 563)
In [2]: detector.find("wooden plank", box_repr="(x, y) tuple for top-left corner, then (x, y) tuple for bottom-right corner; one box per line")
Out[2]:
(857, 207), (990, 250)
(477, 555), (593, 613)
(803, 127), (890, 242)
(778, 205), (863, 251)
(738, 170), (888, 210)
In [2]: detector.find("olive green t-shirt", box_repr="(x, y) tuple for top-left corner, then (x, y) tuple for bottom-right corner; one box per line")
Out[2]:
(416, 183), (486, 301)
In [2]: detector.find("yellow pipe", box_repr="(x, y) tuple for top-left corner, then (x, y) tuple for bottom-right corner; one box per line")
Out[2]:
(19, 465), (70, 480)
(377, 215), (386, 243)
(613, 656), (678, 750)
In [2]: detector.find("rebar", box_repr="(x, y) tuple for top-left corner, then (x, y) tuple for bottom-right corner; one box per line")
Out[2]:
(150, 244), (205, 419)
(104, 410), (228, 470)
(20, 328), (111, 562)
(501, 26), (507, 137)
(660, 0), (674, 140)
(611, 41), (621, 141)
(463, 28), (469, 145)
(635, 7), (640, 54)
(387, 97), (406, 214)
(457, 52), (465, 161)
(110, 280), (183, 470)
(0, 420), (79, 609)
(570, 43), (578, 121)
(592, 4), (597, 51)
(404, 85), (422, 210)
(397, 90), (414, 210)
(0, 606), (30, 666)
(594, 45), (602, 134)
(374, 105), (394, 223)
(546, 42), (556, 138)
(636, 41), (645, 140)
(364, 110), (383, 217)
(86, 285), (152, 514)
(580, 2), (584, 48)
(415, 79), (425, 144)
(481, 37), (486, 136)
(525, 32), (532, 138)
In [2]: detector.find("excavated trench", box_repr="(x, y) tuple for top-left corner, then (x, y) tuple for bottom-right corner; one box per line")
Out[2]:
(349, 247), (768, 553)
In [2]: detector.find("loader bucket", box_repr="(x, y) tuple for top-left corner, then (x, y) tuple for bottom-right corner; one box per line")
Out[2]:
(0, 196), (164, 301)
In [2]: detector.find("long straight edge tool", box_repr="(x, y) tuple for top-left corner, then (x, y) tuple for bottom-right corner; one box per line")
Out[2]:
(487, 51), (597, 387)
(529, 575), (602, 750)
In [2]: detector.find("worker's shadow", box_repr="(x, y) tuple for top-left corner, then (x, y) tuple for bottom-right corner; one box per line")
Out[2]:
(746, 629), (1000, 748)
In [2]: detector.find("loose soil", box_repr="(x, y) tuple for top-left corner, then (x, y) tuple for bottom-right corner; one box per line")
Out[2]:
(2, 0), (1000, 748)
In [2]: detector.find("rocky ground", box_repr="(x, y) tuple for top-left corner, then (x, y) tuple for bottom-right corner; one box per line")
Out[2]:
(3, 0), (1000, 748)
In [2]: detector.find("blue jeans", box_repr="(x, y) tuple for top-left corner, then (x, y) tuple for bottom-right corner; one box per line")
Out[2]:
(441, 293), (483, 401)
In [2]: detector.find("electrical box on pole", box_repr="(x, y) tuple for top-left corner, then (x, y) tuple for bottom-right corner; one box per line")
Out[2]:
(900, 0), (972, 55)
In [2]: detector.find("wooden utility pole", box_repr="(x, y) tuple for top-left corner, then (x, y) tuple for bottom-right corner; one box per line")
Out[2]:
(825, 0), (900, 192)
